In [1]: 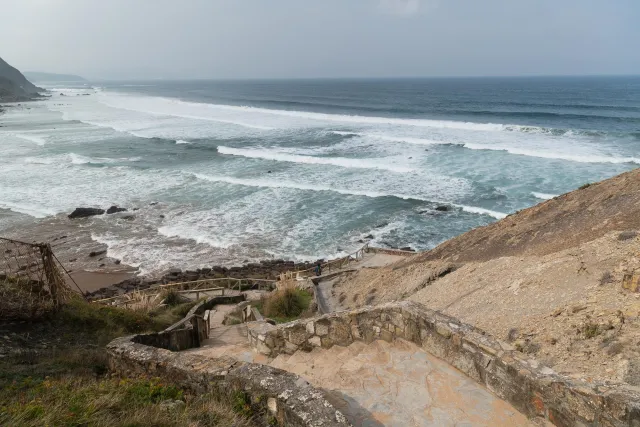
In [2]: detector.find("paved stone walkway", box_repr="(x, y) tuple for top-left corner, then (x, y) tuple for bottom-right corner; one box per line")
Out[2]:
(186, 292), (535, 426)
(269, 339), (535, 427)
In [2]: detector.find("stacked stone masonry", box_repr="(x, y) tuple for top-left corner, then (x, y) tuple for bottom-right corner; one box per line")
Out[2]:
(247, 301), (640, 427)
(108, 294), (350, 426)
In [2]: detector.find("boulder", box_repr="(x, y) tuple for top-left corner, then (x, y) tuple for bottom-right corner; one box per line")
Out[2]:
(400, 246), (416, 252)
(68, 207), (105, 219)
(106, 205), (127, 214)
(435, 205), (450, 212)
(89, 250), (106, 258)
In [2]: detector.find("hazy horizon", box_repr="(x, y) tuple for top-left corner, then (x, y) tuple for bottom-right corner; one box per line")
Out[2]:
(1, 0), (638, 80)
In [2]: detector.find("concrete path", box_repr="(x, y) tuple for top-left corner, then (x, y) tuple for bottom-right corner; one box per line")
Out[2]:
(314, 252), (406, 313)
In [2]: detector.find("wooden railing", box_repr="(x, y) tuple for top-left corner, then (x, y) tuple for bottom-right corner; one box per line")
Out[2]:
(93, 277), (276, 305)
(94, 242), (417, 306)
(279, 243), (370, 281)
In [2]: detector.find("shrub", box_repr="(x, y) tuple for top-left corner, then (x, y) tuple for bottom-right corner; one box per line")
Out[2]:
(262, 287), (312, 322)
(161, 289), (182, 307)
(579, 183), (592, 190)
(600, 271), (614, 286)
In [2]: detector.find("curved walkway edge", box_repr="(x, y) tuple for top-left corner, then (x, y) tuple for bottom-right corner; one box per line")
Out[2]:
(246, 301), (640, 427)
(107, 295), (640, 426)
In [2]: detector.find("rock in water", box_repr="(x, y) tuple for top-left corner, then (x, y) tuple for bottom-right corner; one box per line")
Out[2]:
(435, 205), (450, 212)
(106, 205), (127, 214)
(68, 207), (105, 219)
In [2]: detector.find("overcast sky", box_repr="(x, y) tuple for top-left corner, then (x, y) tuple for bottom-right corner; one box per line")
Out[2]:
(0, 0), (638, 80)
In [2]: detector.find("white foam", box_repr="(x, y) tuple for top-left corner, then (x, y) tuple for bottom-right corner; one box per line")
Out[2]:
(91, 233), (142, 268)
(92, 91), (518, 132)
(462, 142), (640, 164)
(217, 145), (415, 173)
(68, 153), (139, 165)
(531, 192), (559, 200)
(452, 204), (507, 219)
(0, 200), (57, 218)
(96, 93), (275, 130)
(202, 104), (505, 131)
(157, 225), (235, 249)
(24, 157), (55, 165)
(331, 131), (451, 146)
(176, 139), (191, 144)
(192, 173), (505, 219)
(14, 133), (46, 145)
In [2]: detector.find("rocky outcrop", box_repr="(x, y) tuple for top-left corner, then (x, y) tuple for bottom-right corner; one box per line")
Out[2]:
(68, 207), (105, 219)
(106, 205), (127, 214)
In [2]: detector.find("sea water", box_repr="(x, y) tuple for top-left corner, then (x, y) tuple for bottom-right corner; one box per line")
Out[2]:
(1, 77), (638, 273)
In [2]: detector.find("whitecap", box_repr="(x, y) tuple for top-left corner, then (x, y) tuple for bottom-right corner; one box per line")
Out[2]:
(217, 145), (415, 173)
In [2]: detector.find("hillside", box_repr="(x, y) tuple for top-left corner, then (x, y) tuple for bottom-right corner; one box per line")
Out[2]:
(332, 168), (640, 385)
(24, 71), (87, 83)
(0, 56), (42, 101)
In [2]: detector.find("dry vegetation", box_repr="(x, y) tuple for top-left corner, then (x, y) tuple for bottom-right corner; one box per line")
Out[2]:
(253, 287), (313, 323)
(0, 298), (257, 426)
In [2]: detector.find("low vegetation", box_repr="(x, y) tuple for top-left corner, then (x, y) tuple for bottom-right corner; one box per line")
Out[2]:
(0, 298), (256, 426)
(253, 287), (313, 323)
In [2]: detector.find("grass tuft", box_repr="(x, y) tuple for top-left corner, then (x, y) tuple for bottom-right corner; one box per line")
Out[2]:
(253, 288), (313, 323)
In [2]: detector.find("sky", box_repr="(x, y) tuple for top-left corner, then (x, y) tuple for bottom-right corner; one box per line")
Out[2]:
(0, 0), (638, 80)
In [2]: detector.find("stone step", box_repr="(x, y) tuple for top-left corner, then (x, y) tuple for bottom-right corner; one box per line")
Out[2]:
(269, 353), (291, 370)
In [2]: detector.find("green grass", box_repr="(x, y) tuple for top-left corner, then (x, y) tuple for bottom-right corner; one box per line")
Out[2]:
(253, 288), (313, 323)
(0, 299), (257, 427)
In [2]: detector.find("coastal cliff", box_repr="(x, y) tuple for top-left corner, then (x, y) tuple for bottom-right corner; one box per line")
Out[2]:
(0, 56), (42, 101)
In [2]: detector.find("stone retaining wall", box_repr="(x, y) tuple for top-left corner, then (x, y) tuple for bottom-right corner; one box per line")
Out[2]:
(134, 294), (245, 351)
(107, 336), (350, 427)
(247, 301), (640, 427)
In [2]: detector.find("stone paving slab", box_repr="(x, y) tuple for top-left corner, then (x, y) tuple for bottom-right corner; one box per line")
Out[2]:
(270, 338), (535, 427)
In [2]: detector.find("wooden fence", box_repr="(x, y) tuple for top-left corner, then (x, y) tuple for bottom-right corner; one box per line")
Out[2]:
(0, 237), (75, 319)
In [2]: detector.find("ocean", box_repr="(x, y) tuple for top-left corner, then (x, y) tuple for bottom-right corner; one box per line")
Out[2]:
(1, 76), (639, 274)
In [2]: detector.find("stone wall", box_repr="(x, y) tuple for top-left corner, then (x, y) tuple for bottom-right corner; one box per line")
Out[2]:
(247, 301), (640, 427)
(134, 294), (245, 351)
(107, 334), (350, 426)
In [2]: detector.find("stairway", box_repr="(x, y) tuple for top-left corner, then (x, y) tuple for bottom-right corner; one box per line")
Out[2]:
(269, 338), (534, 427)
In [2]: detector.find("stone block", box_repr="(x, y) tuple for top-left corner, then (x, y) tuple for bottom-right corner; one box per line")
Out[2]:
(321, 337), (334, 348)
(306, 322), (315, 334)
(315, 322), (329, 336)
(309, 336), (321, 347)
(329, 321), (352, 346)
(380, 329), (393, 342)
(391, 312), (404, 328)
(256, 340), (272, 356)
(435, 323), (452, 338)
(284, 341), (299, 354)
(288, 325), (309, 345)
